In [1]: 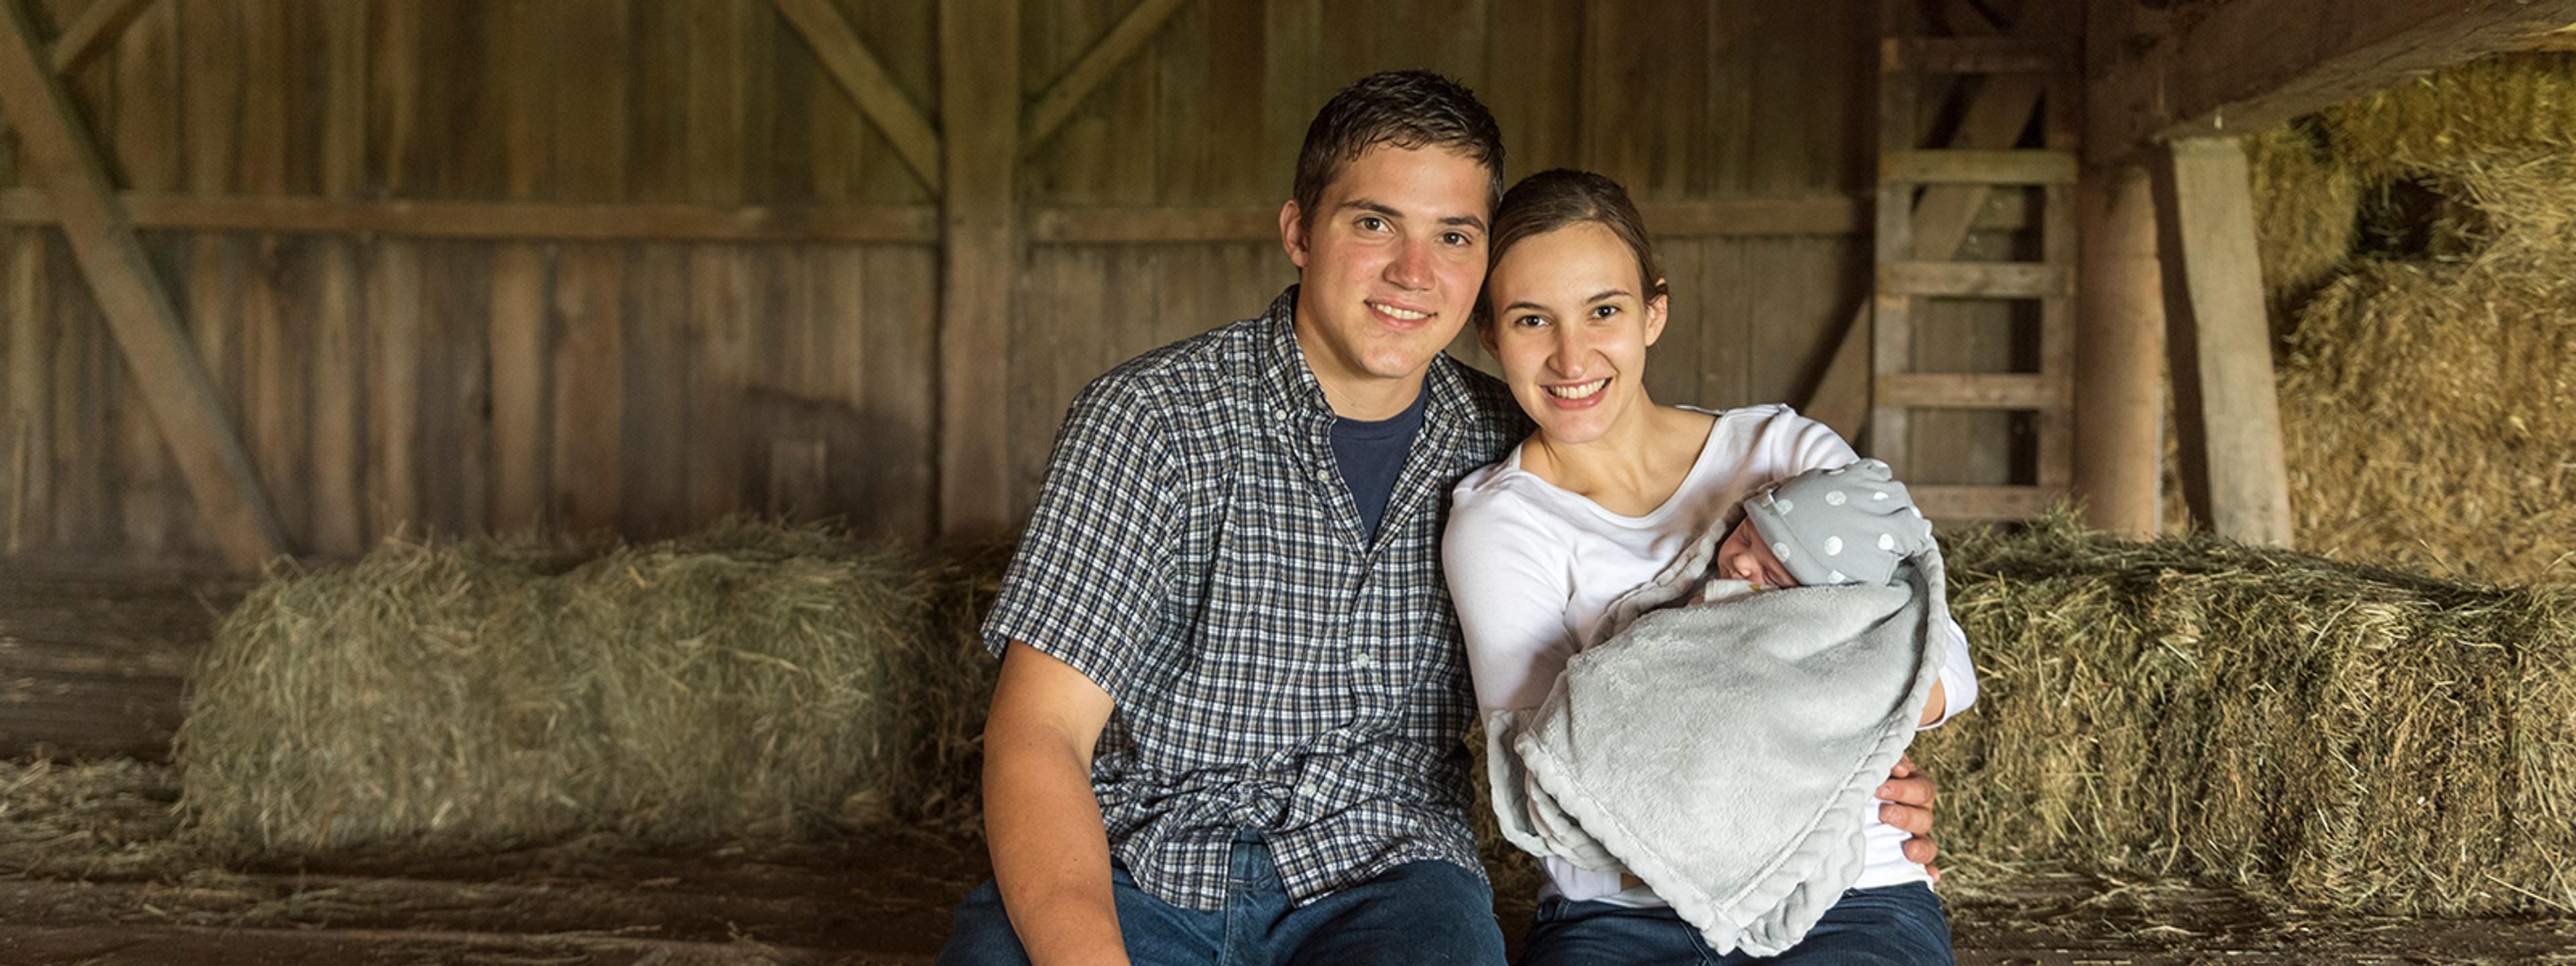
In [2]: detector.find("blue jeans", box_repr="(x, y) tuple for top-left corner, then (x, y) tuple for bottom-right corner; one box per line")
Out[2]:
(1519, 883), (1952, 965)
(937, 830), (1508, 965)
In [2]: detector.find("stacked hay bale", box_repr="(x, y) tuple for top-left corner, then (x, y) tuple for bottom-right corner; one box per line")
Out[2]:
(2243, 54), (2576, 584)
(1916, 517), (2576, 916)
(177, 521), (1001, 853)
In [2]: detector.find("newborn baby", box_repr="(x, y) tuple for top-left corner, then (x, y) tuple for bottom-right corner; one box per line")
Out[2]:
(1697, 459), (1951, 728)
(1705, 458), (1936, 600)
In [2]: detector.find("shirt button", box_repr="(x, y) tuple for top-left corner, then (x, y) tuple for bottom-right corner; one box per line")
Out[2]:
(1349, 653), (1378, 671)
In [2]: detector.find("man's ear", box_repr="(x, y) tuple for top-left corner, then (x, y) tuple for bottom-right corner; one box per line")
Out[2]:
(1643, 286), (1671, 347)
(1279, 201), (1309, 269)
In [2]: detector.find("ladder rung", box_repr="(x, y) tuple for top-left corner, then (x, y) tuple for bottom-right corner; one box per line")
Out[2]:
(1913, 485), (2063, 522)
(1876, 373), (2068, 410)
(1881, 150), (2078, 185)
(1882, 37), (2072, 74)
(1879, 262), (2072, 299)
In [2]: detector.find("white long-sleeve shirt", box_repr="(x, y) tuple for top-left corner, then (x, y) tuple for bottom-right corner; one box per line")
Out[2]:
(1444, 404), (1978, 906)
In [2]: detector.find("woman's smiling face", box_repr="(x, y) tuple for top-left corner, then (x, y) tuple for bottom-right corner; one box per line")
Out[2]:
(1481, 221), (1668, 447)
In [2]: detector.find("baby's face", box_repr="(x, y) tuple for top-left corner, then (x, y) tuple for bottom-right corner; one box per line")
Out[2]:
(1716, 519), (1799, 589)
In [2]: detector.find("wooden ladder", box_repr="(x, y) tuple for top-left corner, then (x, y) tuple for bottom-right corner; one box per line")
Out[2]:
(1870, 3), (2079, 523)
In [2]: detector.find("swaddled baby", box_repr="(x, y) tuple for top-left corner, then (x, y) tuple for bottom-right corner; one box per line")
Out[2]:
(1693, 459), (1953, 729)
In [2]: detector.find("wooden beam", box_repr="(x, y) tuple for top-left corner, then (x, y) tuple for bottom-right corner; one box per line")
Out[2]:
(2088, 0), (2576, 163)
(2514, 28), (2576, 51)
(1022, 0), (1191, 154)
(1874, 372), (2067, 410)
(937, 0), (1017, 539)
(1879, 149), (2076, 185)
(1882, 36), (2070, 74)
(1913, 484), (2063, 522)
(0, 0), (286, 569)
(2149, 137), (2293, 546)
(1026, 196), (1878, 244)
(773, 0), (944, 195)
(2074, 162), (2165, 539)
(0, 189), (941, 242)
(1878, 260), (2071, 299)
(46, 0), (153, 73)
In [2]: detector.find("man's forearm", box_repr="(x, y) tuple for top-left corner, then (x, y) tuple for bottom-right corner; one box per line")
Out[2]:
(985, 731), (1127, 965)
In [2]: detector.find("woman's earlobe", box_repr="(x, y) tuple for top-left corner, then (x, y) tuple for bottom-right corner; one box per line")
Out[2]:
(1644, 290), (1670, 346)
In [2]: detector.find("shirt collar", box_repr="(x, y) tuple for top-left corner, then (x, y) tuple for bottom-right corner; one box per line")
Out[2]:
(1258, 284), (1477, 433)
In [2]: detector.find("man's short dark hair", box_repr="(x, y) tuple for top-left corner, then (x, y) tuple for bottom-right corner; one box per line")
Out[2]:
(1293, 70), (1506, 227)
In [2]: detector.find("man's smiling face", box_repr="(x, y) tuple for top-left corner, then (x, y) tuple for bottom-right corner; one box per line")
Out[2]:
(1281, 144), (1492, 409)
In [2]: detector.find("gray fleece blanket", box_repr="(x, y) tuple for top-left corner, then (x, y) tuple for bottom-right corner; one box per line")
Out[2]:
(1486, 519), (1949, 957)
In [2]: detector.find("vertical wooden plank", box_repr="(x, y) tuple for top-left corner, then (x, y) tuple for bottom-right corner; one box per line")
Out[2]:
(5, 230), (46, 550)
(1702, 2), (1758, 198)
(302, 0), (368, 555)
(2151, 136), (2294, 545)
(426, 243), (492, 533)
(549, 0), (628, 535)
(1580, 0), (1710, 201)
(489, 0), (555, 533)
(236, 0), (307, 549)
(549, 245), (624, 534)
(938, 0), (1019, 538)
(859, 244), (936, 542)
(1007, 246), (1098, 516)
(178, 0), (241, 544)
(1642, 237), (1705, 409)
(46, 237), (107, 547)
(1869, 3), (1917, 469)
(621, 245), (689, 537)
(684, 0), (753, 525)
(621, 1), (688, 537)
(368, 241), (421, 537)
(1259, 0), (1321, 201)
(2075, 162), (2164, 538)
(1483, 0), (1585, 174)
(112, 0), (181, 553)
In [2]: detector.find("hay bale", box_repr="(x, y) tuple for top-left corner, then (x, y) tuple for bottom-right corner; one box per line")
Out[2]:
(2245, 122), (2361, 317)
(1919, 517), (2576, 915)
(2279, 258), (2576, 584)
(176, 521), (1000, 854)
(2324, 54), (2576, 180)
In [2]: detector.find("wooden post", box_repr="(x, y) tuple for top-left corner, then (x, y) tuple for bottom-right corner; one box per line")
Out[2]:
(938, 0), (1018, 539)
(2149, 138), (2293, 546)
(2074, 163), (2164, 539)
(0, 0), (286, 569)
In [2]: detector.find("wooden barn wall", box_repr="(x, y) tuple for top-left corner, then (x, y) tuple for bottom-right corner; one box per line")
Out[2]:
(0, 0), (2016, 564)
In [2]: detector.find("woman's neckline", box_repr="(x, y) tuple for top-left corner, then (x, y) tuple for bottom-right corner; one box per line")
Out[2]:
(1505, 406), (1725, 527)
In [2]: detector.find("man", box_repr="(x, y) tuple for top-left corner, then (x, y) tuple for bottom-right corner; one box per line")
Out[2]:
(938, 71), (1939, 966)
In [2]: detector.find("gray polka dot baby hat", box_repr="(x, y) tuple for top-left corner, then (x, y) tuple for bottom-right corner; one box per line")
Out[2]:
(1740, 458), (1937, 587)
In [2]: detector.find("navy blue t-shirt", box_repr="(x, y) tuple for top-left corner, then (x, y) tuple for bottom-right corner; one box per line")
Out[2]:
(1331, 386), (1429, 539)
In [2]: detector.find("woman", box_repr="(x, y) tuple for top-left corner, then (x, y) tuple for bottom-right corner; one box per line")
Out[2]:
(1443, 169), (1977, 965)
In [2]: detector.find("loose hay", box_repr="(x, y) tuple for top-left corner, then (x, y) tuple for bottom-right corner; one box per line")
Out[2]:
(176, 520), (1001, 854)
(1917, 515), (2576, 916)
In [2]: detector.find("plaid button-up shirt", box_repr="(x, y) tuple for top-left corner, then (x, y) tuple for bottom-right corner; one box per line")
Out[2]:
(983, 286), (1527, 910)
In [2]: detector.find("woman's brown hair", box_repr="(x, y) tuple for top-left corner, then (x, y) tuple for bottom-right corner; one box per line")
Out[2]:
(1478, 169), (1668, 332)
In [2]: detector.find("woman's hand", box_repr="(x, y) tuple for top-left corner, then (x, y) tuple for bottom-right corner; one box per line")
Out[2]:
(1877, 755), (1940, 881)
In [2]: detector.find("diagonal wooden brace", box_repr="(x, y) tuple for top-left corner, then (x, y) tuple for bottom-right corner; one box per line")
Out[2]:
(0, 0), (287, 569)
